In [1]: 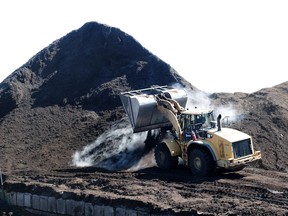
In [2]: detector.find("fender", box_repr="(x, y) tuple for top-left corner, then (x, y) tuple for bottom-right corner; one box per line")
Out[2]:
(187, 141), (217, 161)
(162, 138), (181, 157)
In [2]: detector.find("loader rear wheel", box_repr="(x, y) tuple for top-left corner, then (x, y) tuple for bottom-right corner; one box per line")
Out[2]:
(189, 148), (214, 176)
(155, 142), (178, 170)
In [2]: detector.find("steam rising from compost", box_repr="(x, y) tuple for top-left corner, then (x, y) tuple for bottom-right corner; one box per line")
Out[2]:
(72, 119), (156, 171)
(185, 88), (243, 123)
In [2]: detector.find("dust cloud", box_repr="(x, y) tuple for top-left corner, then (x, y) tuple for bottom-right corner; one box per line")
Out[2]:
(72, 119), (156, 171)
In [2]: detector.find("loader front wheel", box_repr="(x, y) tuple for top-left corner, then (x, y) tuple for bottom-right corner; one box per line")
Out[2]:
(189, 148), (214, 176)
(155, 142), (178, 170)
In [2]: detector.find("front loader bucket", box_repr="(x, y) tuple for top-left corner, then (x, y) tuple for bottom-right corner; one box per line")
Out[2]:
(120, 86), (187, 133)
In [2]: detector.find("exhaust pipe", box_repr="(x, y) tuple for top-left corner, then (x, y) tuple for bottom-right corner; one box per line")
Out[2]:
(217, 114), (222, 131)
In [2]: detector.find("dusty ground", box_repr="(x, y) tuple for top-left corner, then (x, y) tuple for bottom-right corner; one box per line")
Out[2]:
(0, 22), (288, 215)
(4, 166), (288, 215)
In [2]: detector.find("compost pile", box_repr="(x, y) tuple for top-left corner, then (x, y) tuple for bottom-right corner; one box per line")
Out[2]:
(0, 22), (288, 215)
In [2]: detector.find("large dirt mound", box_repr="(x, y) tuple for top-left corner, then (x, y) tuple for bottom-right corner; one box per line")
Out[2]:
(0, 22), (192, 174)
(1, 21), (288, 215)
(0, 21), (287, 175)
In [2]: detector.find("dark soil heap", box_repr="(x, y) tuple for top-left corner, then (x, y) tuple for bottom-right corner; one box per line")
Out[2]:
(0, 21), (287, 176)
(0, 22), (192, 174)
(1, 21), (288, 216)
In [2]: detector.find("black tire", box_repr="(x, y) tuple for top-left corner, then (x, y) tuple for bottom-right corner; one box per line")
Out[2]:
(188, 148), (215, 176)
(154, 142), (178, 170)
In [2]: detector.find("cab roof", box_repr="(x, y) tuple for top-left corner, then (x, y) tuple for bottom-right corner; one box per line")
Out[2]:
(181, 108), (213, 115)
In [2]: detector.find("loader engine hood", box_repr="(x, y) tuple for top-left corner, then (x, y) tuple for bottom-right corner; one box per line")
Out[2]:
(211, 128), (251, 143)
(210, 127), (254, 159)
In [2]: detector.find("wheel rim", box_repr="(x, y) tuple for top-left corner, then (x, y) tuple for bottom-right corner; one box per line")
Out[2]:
(193, 157), (202, 170)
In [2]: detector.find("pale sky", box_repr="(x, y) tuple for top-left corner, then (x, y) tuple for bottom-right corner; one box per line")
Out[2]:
(1, 0), (288, 93)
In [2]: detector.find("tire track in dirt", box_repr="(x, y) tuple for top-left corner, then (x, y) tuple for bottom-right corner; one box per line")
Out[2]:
(5, 167), (288, 215)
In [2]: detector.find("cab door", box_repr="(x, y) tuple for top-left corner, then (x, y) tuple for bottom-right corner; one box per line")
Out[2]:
(182, 114), (193, 142)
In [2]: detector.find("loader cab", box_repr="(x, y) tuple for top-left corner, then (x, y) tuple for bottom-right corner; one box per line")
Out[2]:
(180, 109), (215, 141)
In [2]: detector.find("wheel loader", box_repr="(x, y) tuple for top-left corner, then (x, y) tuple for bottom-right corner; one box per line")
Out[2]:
(120, 86), (261, 176)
